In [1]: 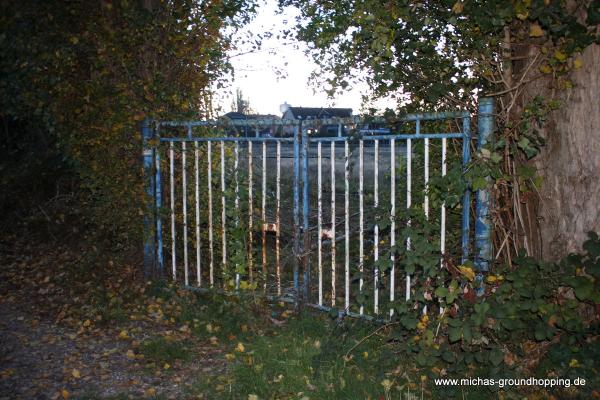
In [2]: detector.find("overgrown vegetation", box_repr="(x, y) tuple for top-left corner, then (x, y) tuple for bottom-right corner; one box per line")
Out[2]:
(0, 0), (257, 246)
(281, 0), (599, 260)
(188, 234), (599, 399)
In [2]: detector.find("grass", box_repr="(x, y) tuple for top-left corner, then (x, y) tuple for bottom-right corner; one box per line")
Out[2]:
(185, 304), (423, 400)
(77, 280), (592, 400)
(140, 336), (190, 365)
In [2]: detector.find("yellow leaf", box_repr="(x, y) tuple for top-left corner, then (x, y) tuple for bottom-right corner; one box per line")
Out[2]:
(82, 319), (91, 328)
(569, 359), (579, 368)
(145, 388), (156, 397)
(71, 369), (81, 379)
(126, 350), (136, 359)
(248, 395), (259, 400)
(458, 265), (475, 281)
(529, 23), (544, 37)
(225, 353), (235, 361)
(163, 363), (170, 370)
(573, 57), (583, 69)
(486, 275), (498, 283)
(61, 389), (70, 399)
(381, 379), (393, 391)
(539, 65), (552, 74)
(452, 1), (464, 14)
(118, 330), (129, 340)
(362, 351), (368, 359)
(236, 342), (245, 352)
(554, 50), (568, 62)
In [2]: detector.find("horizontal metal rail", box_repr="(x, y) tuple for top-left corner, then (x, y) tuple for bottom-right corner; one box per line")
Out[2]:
(157, 110), (470, 128)
(159, 132), (465, 143)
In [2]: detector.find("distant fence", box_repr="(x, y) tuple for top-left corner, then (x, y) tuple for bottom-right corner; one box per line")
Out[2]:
(142, 98), (494, 319)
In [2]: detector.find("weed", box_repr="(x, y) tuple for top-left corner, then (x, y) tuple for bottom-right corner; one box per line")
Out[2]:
(140, 336), (190, 364)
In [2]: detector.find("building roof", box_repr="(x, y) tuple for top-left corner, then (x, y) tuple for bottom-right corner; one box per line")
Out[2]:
(222, 112), (281, 121)
(222, 111), (247, 120)
(286, 107), (352, 119)
(246, 114), (280, 120)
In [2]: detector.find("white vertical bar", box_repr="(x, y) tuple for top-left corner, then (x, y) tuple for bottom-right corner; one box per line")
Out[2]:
(169, 142), (176, 280)
(248, 141), (253, 282)
(234, 142), (240, 289)
(317, 142), (323, 306)
(374, 140), (379, 314)
(390, 139), (396, 318)
(194, 141), (201, 286)
(182, 142), (189, 286)
(330, 141), (336, 307)
(344, 140), (350, 311)
(359, 140), (364, 315)
(276, 141), (281, 295)
(207, 141), (214, 287)
(406, 137), (412, 301)
(424, 138), (430, 220)
(262, 141), (267, 289)
(221, 141), (227, 283)
(441, 138), (447, 267)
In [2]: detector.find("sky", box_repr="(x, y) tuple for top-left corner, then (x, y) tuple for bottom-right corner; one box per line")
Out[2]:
(214, 0), (391, 116)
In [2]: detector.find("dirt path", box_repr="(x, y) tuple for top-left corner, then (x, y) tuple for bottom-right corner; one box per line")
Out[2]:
(0, 244), (225, 400)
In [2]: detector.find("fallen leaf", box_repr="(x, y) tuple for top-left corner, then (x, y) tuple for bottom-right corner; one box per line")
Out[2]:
(236, 342), (245, 352)
(452, 1), (464, 14)
(61, 389), (70, 399)
(529, 23), (544, 37)
(126, 350), (136, 359)
(71, 369), (81, 379)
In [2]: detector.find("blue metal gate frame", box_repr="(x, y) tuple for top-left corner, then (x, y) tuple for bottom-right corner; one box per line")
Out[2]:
(142, 98), (495, 314)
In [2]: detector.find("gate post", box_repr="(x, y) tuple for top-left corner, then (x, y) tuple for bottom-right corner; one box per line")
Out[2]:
(475, 97), (494, 273)
(292, 123), (301, 302)
(301, 125), (310, 302)
(142, 118), (157, 278)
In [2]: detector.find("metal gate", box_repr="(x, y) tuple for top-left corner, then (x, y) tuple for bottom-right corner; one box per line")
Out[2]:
(142, 98), (494, 319)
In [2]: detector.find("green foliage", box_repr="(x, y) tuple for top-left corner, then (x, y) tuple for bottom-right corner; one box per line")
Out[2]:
(386, 232), (599, 397)
(282, 0), (599, 265)
(140, 336), (190, 364)
(281, 0), (598, 107)
(0, 0), (256, 245)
